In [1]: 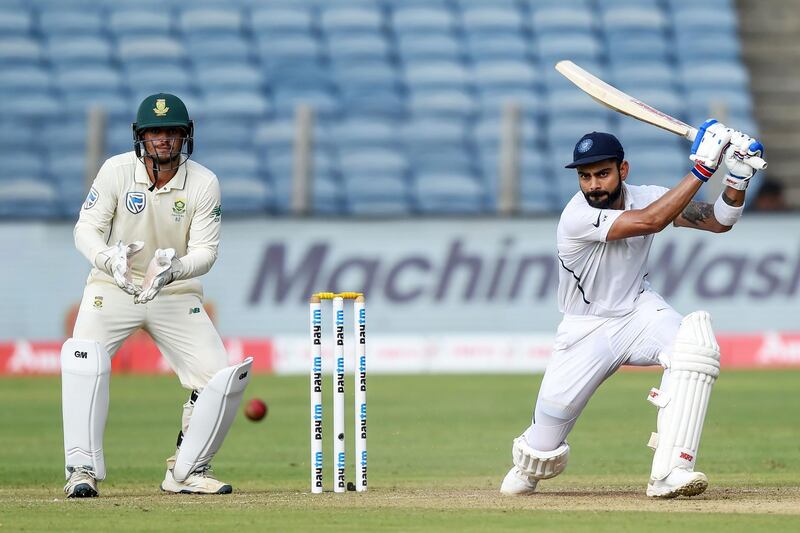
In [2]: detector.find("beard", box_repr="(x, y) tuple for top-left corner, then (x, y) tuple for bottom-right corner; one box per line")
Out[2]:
(145, 140), (183, 167)
(584, 179), (623, 209)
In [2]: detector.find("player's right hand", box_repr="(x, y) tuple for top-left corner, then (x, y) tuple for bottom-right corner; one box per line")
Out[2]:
(99, 240), (145, 296)
(689, 119), (733, 180)
(722, 131), (765, 190)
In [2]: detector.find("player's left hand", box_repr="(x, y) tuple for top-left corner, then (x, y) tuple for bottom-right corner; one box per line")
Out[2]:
(135, 248), (182, 304)
(722, 131), (765, 190)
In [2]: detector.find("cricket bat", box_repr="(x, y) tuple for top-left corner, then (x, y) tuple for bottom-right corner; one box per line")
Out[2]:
(554, 60), (766, 170)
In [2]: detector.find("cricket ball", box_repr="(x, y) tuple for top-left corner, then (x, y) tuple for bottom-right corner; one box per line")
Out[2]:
(244, 398), (268, 422)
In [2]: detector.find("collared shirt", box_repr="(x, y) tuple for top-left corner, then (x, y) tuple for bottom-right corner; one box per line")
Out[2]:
(556, 183), (669, 317)
(74, 151), (222, 294)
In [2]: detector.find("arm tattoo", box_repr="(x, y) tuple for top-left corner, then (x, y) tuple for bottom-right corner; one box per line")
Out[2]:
(680, 201), (714, 226)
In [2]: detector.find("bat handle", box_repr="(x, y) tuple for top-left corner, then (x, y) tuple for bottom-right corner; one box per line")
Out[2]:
(746, 156), (768, 170)
(684, 127), (768, 170)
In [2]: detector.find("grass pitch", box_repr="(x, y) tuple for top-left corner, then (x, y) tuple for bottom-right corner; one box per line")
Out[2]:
(1, 370), (798, 531)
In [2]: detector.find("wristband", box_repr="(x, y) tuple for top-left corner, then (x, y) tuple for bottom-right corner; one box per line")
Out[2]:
(713, 193), (744, 226)
(691, 163), (715, 182)
(723, 173), (750, 191)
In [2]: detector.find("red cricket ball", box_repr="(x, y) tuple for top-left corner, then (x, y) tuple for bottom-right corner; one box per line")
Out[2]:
(244, 398), (268, 422)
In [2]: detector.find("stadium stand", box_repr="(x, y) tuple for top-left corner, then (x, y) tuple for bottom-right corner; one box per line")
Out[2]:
(0, 0), (760, 218)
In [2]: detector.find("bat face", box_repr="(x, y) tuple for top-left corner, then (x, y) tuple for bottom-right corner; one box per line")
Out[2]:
(555, 60), (696, 140)
(554, 60), (766, 170)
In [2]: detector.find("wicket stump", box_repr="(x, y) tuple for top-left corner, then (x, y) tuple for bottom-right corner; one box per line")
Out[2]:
(309, 292), (367, 493)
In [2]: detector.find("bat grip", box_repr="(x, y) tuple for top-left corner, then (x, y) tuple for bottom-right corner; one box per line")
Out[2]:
(746, 156), (768, 170)
(685, 127), (767, 170)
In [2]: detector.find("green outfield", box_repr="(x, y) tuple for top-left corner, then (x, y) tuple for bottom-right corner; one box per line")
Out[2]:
(1, 370), (798, 531)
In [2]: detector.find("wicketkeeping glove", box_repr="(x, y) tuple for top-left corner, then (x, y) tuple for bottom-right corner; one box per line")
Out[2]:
(722, 131), (765, 190)
(135, 248), (183, 304)
(95, 240), (145, 296)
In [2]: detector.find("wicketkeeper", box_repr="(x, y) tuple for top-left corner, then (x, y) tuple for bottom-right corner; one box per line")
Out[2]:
(501, 122), (765, 498)
(62, 93), (251, 497)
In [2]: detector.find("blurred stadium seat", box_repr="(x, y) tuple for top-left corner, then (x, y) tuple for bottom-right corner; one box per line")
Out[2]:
(0, 0), (760, 218)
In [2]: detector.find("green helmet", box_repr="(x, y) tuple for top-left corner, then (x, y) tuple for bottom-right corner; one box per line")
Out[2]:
(132, 92), (194, 159)
(133, 93), (191, 132)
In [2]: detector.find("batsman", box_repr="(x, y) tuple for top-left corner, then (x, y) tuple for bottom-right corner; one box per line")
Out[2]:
(501, 120), (765, 498)
(61, 93), (251, 497)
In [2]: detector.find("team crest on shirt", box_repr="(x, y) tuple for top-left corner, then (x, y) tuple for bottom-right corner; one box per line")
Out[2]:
(93, 296), (103, 309)
(83, 187), (99, 210)
(172, 199), (187, 222)
(126, 192), (146, 214)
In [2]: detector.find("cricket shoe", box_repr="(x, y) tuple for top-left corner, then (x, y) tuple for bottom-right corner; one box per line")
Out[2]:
(500, 466), (539, 496)
(64, 466), (98, 498)
(161, 464), (232, 495)
(646, 468), (708, 498)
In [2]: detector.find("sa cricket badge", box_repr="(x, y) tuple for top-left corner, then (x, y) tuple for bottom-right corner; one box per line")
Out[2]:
(172, 199), (186, 222)
(153, 98), (169, 117)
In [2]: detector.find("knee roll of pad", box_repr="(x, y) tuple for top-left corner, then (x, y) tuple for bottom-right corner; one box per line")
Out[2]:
(512, 437), (570, 480)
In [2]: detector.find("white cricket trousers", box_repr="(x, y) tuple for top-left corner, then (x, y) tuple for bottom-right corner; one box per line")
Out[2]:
(524, 290), (683, 451)
(72, 280), (228, 391)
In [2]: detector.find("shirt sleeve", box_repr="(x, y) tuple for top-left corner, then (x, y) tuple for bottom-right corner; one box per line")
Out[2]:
(559, 201), (624, 243)
(641, 185), (670, 207)
(73, 160), (118, 268)
(175, 177), (221, 280)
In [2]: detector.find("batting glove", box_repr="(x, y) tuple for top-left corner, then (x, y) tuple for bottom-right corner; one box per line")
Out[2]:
(689, 119), (733, 182)
(722, 131), (765, 190)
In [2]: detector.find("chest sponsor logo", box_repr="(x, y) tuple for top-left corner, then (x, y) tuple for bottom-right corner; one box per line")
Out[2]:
(126, 192), (146, 214)
(83, 187), (99, 210)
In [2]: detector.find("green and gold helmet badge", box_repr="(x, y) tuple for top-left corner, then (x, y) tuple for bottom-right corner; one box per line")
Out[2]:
(153, 99), (169, 117)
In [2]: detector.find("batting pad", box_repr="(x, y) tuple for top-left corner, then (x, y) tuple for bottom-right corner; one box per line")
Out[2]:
(512, 437), (570, 480)
(61, 338), (111, 480)
(649, 311), (720, 481)
(173, 357), (253, 482)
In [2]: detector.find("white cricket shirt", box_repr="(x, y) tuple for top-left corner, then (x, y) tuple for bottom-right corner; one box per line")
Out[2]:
(74, 151), (222, 295)
(557, 183), (669, 317)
